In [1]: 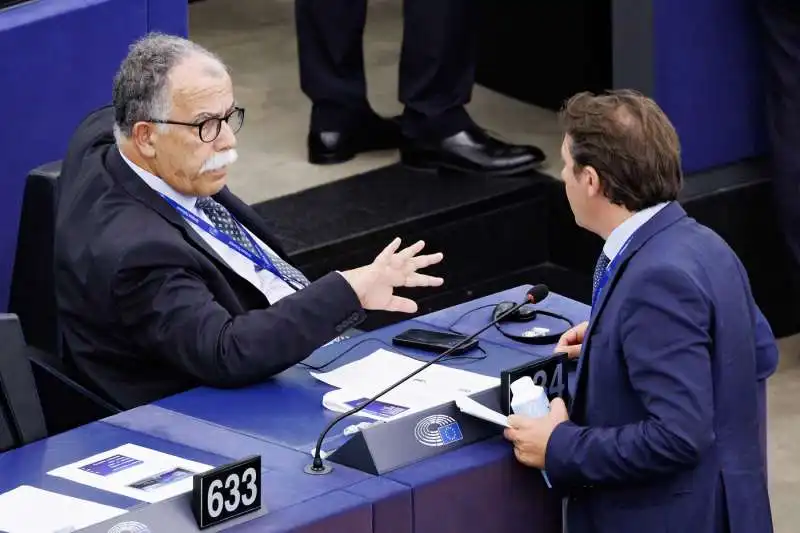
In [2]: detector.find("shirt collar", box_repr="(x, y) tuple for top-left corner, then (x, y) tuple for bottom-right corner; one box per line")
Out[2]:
(603, 202), (669, 262)
(118, 147), (199, 211)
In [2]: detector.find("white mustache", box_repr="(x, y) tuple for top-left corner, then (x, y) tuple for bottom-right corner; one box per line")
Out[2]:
(201, 149), (238, 173)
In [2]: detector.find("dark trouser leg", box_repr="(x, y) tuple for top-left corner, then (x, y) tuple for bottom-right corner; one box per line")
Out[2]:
(295, 0), (370, 131)
(397, 0), (545, 175)
(398, 0), (477, 141)
(757, 0), (800, 277)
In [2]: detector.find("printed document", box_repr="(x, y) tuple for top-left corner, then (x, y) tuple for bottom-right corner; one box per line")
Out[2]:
(312, 349), (499, 420)
(0, 485), (126, 533)
(47, 443), (212, 503)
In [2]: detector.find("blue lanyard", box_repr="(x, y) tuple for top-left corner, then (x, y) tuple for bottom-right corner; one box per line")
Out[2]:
(592, 235), (634, 308)
(159, 193), (305, 290)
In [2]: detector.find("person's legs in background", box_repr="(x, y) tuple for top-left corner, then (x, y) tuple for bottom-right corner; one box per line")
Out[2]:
(757, 0), (800, 286)
(295, 0), (402, 164)
(295, 0), (546, 175)
(397, 0), (545, 175)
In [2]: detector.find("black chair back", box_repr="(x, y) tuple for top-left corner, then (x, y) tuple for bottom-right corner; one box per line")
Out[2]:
(9, 161), (121, 435)
(9, 161), (61, 356)
(0, 313), (47, 452)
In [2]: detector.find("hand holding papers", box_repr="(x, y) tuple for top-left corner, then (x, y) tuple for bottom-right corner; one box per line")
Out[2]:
(455, 375), (554, 487)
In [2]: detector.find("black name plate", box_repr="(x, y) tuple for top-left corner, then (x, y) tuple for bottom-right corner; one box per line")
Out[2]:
(500, 352), (570, 415)
(192, 455), (262, 529)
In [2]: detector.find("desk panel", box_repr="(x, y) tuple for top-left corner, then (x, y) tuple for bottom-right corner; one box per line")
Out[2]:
(386, 437), (560, 533)
(344, 478), (413, 533)
(227, 490), (373, 533)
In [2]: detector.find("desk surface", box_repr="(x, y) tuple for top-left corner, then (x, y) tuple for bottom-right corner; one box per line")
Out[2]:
(2, 285), (574, 533)
(137, 286), (581, 532)
(0, 404), (405, 532)
(151, 317), (557, 453)
(417, 285), (591, 356)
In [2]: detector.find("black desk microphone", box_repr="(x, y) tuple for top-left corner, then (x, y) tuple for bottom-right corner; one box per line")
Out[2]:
(304, 284), (551, 475)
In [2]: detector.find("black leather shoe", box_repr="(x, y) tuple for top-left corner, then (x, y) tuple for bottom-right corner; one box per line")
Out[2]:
(400, 128), (546, 176)
(308, 115), (403, 165)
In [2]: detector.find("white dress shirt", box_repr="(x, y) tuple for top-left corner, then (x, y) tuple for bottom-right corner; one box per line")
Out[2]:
(120, 150), (296, 303)
(603, 202), (670, 263)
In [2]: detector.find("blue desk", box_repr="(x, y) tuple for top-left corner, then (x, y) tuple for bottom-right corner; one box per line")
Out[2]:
(142, 313), (566, 532)
(106, 404), (411, 533)
(417, 286), (589, 356)
(0, 405), (406, 532)
(153, 320), (542, 453)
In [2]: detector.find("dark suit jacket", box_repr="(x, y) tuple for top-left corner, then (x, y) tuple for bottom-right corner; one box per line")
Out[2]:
(54, 106), (366, 409)
(546, 202), (776, 533)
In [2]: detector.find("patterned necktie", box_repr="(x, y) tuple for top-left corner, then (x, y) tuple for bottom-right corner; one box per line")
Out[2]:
(592, 252), (611, 297)
(195, 197), (309, 288)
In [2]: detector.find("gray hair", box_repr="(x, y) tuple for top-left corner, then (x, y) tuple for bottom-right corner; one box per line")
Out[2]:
(112, 32), (226, 140)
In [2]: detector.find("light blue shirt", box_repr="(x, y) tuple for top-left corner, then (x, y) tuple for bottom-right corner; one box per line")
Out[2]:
(603, 202), (670, 263)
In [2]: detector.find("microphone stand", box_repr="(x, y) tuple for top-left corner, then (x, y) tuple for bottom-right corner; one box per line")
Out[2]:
(304, 288), (542, 475)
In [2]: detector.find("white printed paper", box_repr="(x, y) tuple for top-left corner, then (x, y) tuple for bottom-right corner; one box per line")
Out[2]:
(0, 485), (126, 533)
(322, 387), (414, 421)
(47, 443), (212, 503)
(455, 396), (510, 427)
(311, 349), (500, 415)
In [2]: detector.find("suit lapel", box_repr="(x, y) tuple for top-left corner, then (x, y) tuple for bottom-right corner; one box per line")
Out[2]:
(108, 148), (243, 275)
(570, 202), (689, 411)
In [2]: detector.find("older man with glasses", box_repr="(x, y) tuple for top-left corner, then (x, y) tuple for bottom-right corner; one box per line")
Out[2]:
(54, 33), (444, 410)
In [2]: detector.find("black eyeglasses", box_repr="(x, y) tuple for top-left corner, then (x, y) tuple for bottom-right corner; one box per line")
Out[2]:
(149, 106), (245, 143)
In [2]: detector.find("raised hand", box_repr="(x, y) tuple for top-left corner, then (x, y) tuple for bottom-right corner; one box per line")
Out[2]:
(340, 238), (444, 313)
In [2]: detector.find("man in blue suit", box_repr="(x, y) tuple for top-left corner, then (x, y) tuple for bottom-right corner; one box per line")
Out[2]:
(503, 90), (777, 533)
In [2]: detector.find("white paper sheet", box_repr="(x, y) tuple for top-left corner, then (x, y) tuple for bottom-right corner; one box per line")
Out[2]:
(312, 349), (500, 416)
(455, 396), (510, 427)
(321, 387), (419, 422)
(47, 443), (212, 503)
(0, 485), (126, 533)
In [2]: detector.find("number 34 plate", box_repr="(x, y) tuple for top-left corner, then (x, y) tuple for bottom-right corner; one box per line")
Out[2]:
(192, 455), (262, 529)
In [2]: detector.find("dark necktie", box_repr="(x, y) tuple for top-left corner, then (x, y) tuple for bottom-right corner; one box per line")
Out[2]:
(195, 197), (309, 288)
(592, 252), (611, 297)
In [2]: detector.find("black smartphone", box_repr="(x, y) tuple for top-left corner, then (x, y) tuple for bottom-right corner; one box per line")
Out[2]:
(391, 328), (478, 354)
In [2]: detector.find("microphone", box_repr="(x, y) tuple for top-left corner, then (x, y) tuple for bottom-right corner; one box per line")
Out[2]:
(304, 284), (550, 475)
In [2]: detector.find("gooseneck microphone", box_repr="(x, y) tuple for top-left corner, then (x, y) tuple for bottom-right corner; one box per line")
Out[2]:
(304, 284), (550, 475)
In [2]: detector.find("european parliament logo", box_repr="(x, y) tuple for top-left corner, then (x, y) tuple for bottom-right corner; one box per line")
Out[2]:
(413, 414), (464, 447)
(107, 521), (151, 533)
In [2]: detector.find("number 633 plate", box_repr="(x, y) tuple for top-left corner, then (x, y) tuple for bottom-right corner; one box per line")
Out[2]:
(192, 455), (262, 529)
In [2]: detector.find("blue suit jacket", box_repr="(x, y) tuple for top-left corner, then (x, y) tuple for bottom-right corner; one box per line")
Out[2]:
(546, 202), (777, 533)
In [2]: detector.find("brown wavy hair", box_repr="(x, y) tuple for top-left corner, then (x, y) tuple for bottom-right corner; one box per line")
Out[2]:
(558, 89), (683, 211)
